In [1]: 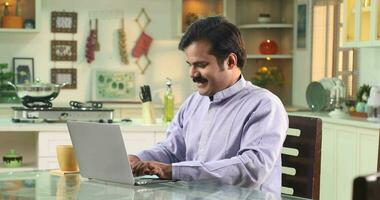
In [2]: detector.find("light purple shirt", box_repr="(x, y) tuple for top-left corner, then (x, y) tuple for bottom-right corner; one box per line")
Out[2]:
(137, 76), (288, 196)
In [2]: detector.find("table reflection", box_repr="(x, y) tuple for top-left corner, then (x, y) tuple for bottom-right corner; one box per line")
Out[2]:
(0, 171), (278, 200)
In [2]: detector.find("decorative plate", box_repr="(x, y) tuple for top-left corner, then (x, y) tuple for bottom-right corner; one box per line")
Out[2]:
(306, 81), (330, 112)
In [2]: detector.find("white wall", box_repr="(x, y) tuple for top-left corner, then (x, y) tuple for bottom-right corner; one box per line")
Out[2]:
(292, 0), (313, 107)
(358, 47), (380, 87)
(0, 0), (193, 106)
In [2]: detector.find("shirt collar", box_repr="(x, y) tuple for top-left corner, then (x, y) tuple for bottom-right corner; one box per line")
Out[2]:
(209, 75), (246, 103)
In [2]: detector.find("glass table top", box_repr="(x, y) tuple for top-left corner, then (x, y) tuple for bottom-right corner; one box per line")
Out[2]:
(0, 170), (308, 200)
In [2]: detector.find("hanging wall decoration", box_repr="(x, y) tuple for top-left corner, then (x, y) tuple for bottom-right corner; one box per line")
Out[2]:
(51, 40), (77, 61)
(51, 68), (77, 89)
(51, 11), (78, 33)
(118, 18), (129, 65)
(50, 11), (78, 90)
(132, 8), (152, 74)
(85, 19), (97, 63)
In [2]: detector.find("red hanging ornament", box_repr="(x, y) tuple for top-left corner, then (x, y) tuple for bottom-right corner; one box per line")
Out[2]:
(132, 32), (153, 58)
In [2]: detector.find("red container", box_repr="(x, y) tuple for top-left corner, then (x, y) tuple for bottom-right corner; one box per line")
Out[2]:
(259, 39), (278, 54)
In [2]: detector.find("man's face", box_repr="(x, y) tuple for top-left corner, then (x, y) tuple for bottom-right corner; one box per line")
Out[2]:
(184, 41), (232, 96)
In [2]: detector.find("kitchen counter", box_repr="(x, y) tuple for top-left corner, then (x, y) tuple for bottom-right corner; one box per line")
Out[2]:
(289, 111), (380, 129)
(0, 118), (168, 132)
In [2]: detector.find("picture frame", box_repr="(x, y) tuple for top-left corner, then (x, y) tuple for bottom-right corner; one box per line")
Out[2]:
(51, 11), (78, 33)
(51, 40), (77, 61)
(91, 69), (138, 102)
(296, 2), (308, 49)
(51, 68), (77, 89)
(12, 58), (34, 84)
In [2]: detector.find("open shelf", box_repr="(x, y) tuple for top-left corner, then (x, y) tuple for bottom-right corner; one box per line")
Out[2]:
(0, 0), (41, 33)
(247, 54), (293, 59)
(0, 163), (37, 173)
(238, 23), (293, 29)
(0, 132), (38, 173)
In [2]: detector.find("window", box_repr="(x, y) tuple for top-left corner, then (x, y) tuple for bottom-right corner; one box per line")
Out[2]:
(311, 1), (358, 99)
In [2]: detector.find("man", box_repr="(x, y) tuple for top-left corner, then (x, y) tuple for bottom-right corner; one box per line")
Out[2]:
(128, 16), (288, 196)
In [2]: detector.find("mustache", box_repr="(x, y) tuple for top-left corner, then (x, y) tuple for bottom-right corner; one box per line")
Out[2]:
(193, 76), (208, 83)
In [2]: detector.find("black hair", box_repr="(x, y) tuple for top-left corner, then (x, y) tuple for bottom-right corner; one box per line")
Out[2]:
(178, 16), (246, 69)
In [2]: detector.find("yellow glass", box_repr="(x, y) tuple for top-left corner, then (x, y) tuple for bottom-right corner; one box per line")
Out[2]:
(56, 145), (79, 172)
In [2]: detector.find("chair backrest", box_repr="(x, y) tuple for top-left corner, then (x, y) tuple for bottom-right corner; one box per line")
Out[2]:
(352, 172), (380, 200)
(281, 115), (322, 200)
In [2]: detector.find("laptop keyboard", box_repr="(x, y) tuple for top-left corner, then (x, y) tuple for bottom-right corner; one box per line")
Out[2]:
(134, 175), (174, 186)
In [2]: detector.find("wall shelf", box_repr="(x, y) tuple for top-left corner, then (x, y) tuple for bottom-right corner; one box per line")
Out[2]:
(0, 0), (41, 33)
(226, 0), (295, 105)
(247, 54), (293, 59)
(238, 23), (293, 29)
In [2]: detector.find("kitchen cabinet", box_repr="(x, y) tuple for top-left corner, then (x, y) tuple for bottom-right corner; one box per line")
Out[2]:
(342, 0), (380, 47)
(320, 123), (379, 200)
(0, 121), (168, 172)
(225, 0), (295, 105)
(37, 131), (167, 170)
(0, 0), (41, 33)
(289, 112), (380, 200)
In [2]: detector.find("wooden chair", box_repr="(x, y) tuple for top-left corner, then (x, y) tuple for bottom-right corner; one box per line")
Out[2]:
(281, 115), (322, 200)
(352, 172), (380, 200)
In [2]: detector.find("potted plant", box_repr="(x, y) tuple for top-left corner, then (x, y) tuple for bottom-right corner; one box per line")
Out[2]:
(251, 66), (283, 87)
(0, 63), (19, 103)
(251, 66), (284, 97)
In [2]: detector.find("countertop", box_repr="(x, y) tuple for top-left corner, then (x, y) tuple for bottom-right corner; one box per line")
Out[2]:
(0, 118), (168, 132)
(1, 111), (380, 132)
(289, 111), (380, 129)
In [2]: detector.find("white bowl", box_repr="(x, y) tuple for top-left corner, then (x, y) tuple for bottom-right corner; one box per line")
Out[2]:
(257, 17), (271, 23)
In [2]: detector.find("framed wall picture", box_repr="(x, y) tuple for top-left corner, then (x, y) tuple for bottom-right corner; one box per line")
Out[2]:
(296, 2), (308, 49)
(51, 68), (77, 89)
(91, 69), (138, 102)
(51, 40), (77, 61)
(12, 58), (34, 84)
(51, 11), (78, 33)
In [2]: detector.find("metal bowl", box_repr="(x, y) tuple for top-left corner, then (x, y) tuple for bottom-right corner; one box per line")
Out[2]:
(7, 80), (66, 108)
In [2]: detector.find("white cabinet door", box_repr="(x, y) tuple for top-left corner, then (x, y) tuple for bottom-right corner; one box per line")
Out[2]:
(357, 127), (379, 174)
(335, 125), (357, 200)
(38, 132), (71, 157)
(38, 157), (60, 170)
(320, 122), (379, 200)
(320, 123), (336, 200)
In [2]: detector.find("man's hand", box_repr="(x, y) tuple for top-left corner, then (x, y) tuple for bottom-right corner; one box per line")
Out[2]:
(128, 155), (145, 176)
(128, 155), (172, 179)
(145, 161), (172, 180)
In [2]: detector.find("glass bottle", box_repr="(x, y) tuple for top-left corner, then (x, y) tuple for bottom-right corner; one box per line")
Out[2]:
(163, 78), (174, 122)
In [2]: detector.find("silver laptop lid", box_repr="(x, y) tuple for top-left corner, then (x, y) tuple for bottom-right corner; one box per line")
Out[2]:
(67, 121), (135, 185)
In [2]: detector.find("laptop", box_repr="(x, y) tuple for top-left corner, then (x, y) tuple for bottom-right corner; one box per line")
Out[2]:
(67, 121), (173, 186)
